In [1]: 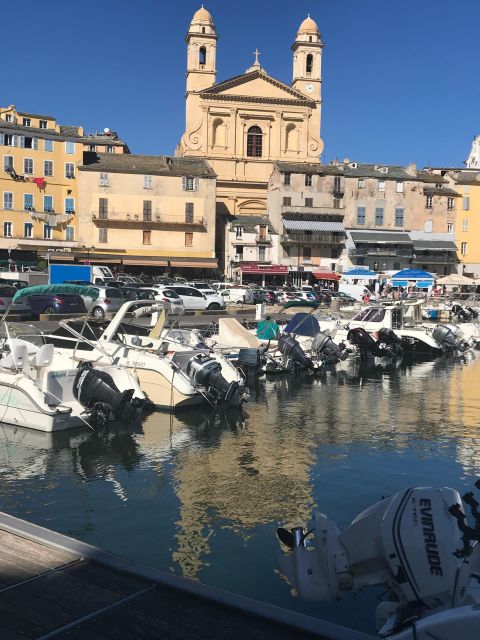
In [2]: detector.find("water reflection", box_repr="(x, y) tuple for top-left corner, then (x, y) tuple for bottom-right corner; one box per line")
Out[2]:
(0, 355), (479, 632)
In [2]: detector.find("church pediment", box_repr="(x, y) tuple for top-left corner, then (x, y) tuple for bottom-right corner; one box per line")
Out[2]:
(199, 70), (313, 105)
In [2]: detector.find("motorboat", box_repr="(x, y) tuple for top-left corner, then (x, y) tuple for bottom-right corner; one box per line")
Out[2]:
(276, 480), (480, 639)
(0, 326), (144, 432)
(42, 300), (248, 410)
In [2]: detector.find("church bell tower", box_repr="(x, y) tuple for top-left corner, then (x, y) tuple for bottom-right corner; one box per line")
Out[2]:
(186, 6), (217, 94)
(291, 15), (323, 102)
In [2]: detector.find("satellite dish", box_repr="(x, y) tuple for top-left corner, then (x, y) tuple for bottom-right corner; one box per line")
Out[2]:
(103, 127), (110, 134)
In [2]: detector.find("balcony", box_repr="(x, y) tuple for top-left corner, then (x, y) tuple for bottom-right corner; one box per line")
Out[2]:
(92, 212), (207, 231)
(255, 234), (272, 244)
(280, 205), (344, 215)
(333, 187), (344, 198)
(281, 233), (345, 245)
(412, 253), (458, 265)
(349, 247), (414, 258)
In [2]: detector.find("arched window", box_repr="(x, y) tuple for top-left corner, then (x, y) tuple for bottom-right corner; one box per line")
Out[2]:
(199, 46), (206, 66)
(306, 54), (313, 75)
(247, 125), (262, 157)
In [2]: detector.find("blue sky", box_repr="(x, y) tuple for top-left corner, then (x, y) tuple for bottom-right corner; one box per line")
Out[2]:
(5, 0), (479, 167)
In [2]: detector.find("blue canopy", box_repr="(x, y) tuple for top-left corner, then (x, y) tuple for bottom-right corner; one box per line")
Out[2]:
(284, 313), (320, 337)
(343, 268), (378, 277)
(391, 269), (433, 283)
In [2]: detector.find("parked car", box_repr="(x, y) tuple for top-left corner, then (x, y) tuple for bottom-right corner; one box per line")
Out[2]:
(218, 285), (249, 304)
(331, 291), (356, 305)
(137, 286), (185, 313)
(168, 285), (226, 310)
(188, 281), (216, 295)
(28, 293), (87, 317)
(116, 274), (144, 284)
(82, 286), (125, 319)
(296, 291), (317, 303)
(0, 279), (29, 290)
(0, 285), (31, 317)
(261, 289), (278, 305)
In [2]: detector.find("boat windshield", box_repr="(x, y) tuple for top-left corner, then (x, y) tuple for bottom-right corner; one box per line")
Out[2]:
(0, 323), (45, 348)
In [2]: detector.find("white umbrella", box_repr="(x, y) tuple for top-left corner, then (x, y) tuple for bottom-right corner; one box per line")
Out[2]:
(436, 274), (475, 286)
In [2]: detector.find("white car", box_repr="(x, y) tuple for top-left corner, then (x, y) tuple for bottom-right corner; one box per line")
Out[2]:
(168, 285), (226, 311)
(138, 286), (185, 313)
(188, 281), (216, 295)
(219, 286), (249, 304)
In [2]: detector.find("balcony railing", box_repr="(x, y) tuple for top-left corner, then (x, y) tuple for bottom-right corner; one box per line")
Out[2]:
(412, 254), (458, 264)
(255, 234), (272, 244)
(280, 205), (345, 215)
(281, 234), (345, 245)
(349, 247), (414, 258)
(92, 212), (207, 230)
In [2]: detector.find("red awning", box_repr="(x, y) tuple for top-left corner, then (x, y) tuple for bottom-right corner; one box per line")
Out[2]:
(240, 264), (288, 275)
(312, 271), (340, 281)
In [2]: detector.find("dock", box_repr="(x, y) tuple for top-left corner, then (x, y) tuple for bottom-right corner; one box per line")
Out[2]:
(0, 512), (375, 640)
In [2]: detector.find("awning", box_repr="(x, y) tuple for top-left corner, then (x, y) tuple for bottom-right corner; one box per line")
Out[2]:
(391, 280), (432, 289)
(169, 260), (218, 268)
(283, 220), (345, 232)
(350, 231), (412, 244)
(241, 264), (288, 275)
(122, 259), (168, 266)
(49, 254), (75, 261)
(312, 271), (340, 281)
(412, 240), (457, 251)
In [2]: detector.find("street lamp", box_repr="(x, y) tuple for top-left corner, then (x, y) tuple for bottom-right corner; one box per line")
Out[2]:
(82, 245), (95, 265)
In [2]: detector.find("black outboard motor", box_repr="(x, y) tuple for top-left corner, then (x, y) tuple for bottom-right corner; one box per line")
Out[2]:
(452, 304), (473, 322)
(377, 327), (404, 357)
(73, 362), (140, 428)
(278, 334), (313, 371)
(347, 327), (379, 361)
(311, 331), (349, 363)
(432, 324), (470, 353)
(186, 353), (247, 406)
(467, 306), (479, 320)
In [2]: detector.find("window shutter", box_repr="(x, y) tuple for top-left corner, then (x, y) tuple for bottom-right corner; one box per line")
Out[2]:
(0, 133), (4, 145)
(12, 135), (18, 147)
(182, 176), (187, 190)
(32, 137), (38, 150)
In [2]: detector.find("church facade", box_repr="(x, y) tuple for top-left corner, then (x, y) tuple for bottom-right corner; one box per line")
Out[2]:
(178, 6), (325, 227)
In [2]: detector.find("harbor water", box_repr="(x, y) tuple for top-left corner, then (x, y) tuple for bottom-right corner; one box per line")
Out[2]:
(1, 354), (479, 634)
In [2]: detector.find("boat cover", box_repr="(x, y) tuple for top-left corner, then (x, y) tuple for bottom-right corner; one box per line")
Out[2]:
(284, 313), (320, 337)
(217, 318), (261, 348)
(12, 284), (99, 303)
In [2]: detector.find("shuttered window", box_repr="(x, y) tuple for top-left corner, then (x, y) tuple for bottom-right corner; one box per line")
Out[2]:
(143, 200), (152, 221)
(185, 232), (193, 247)
(99, 198), (108, 219)
(185, 202), (194, 223)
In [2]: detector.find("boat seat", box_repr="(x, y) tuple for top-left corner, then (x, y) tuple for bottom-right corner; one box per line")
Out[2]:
(0, 344), (28, 370)
(31, 343), (54, 368)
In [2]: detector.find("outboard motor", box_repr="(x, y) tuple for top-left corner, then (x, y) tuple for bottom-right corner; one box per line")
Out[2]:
(186, 353), (247, 406)
(311, 331), (349, 364)
(73, 362), (140, 428)
(278, 334), (313, 371)
(237, 346), (267, 381)
(377, 327), (404, 357)
(432, 324), (470, 353)
(452, 304), (473, 322)
(347, 327), (380, 361)
(466, 306), (479, 320)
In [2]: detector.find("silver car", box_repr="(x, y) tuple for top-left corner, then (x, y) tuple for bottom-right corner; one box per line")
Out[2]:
(82, 286), (125, 319)
(0, 284), (31, 317)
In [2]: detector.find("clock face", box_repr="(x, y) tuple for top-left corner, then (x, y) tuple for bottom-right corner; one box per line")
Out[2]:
(305, 83), (314, 94)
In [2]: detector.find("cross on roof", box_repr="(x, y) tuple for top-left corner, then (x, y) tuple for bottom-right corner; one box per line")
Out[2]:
(253, 48), (261, 65)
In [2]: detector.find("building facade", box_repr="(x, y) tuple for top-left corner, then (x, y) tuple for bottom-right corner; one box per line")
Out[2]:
(0, 104), (129, 267)
(448, 170), (480, 275)
(178, 7), (325, 273)
(266, 160), (459, 281)
(75, 153), (217, 275)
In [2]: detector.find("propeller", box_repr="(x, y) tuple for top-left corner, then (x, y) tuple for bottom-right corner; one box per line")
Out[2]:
(276, 527), (295, 548)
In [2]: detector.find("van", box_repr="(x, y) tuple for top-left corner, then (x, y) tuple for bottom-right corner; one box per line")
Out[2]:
(92, 265), (114, 282)
(218, 285), (249, 304)
(338, 283), (371, 302)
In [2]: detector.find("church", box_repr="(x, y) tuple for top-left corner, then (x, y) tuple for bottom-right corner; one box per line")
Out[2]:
(178, 6), (325, 224)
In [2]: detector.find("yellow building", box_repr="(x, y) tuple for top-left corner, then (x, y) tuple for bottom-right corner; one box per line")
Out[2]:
(75, 153), (218, 275)
(448, 170), (480, 276)
(0, 104), (128, 266)
(178, 8), (324, 225)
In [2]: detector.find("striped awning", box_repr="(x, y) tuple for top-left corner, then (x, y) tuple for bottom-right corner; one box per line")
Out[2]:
(282, 220), (345, 232)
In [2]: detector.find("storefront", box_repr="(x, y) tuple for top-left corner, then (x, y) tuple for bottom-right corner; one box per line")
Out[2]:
(240, 263), (289, 286)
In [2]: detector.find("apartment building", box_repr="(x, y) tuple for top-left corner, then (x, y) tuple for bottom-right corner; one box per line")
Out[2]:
(0, 104), (129, 265)
(75, 153), (217, 275)
(266, 160), (459, 281)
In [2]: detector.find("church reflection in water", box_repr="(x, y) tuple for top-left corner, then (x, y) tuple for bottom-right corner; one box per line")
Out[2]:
(0, 355), (479, 583)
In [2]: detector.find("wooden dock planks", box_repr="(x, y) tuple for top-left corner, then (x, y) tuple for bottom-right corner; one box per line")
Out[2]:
(0, 514), (376, 640)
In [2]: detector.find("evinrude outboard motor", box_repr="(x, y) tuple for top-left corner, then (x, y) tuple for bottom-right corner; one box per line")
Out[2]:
(311, 331), (349, 364)
(278, 334), (313, 371)
(432, 324), (470, 353)
(186, 353), (247, 406)
(276, 482), (480, 639)
(73, 362), (140, 428)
